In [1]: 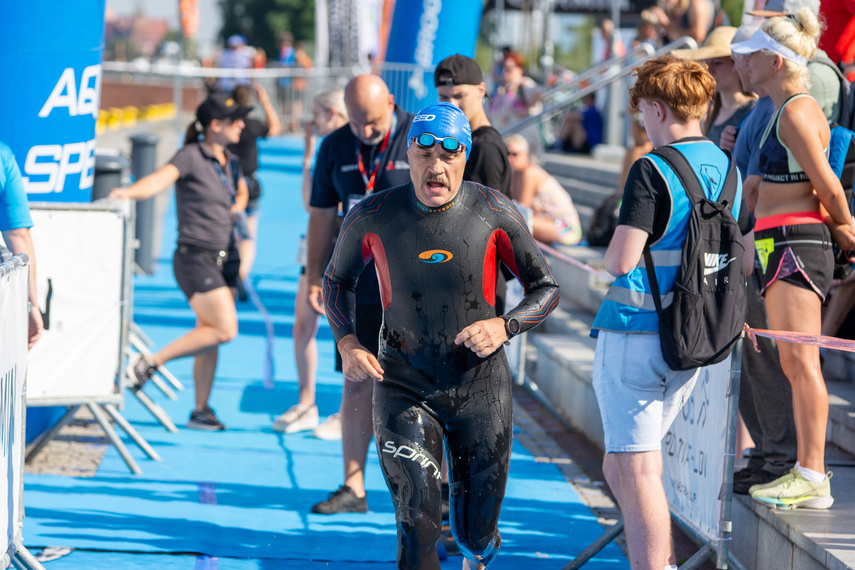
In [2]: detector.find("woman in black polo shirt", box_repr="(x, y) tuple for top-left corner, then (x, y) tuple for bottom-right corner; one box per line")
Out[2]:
(110, 92), (250, 431)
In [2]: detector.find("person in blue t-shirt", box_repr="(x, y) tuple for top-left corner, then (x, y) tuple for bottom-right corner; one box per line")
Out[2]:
(718, 22), (797, 497)
(556, 93), (603, 154)
(0, 141), (42, 349)
(592, 56), (753, 570)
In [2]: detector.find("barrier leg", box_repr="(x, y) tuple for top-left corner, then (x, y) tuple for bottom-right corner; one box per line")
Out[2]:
(87, 403), (142, 475)
(128, 386), (179, 433)
(716, 338), (743, 569)
(514, 332), (528, 387)
(679, 541), (714, 569)
(11, 545), (46, 570)
(24, 405), (80, 462)
(128, 335), (185, 391)
(562, 518), (624, 570)
(149, 374), (178, 400)
(130, 321), (154, 348)
(104, 404), (162, 461)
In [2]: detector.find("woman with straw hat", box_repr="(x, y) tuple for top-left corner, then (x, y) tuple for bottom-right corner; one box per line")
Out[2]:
(672, 26), (757, 149)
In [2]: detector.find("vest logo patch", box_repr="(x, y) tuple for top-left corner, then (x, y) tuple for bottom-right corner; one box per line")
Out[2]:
(699, 164), (722, 191)
(418, 249), (453, 263)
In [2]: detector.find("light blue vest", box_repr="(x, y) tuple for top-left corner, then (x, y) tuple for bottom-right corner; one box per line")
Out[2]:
(593, 140), (742, 334)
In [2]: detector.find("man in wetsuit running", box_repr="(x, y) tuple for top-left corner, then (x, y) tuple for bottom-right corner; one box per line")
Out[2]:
(323, 102), (559, 570)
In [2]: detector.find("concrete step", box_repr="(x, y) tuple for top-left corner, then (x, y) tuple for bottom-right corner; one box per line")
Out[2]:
(542, 151), (621, 191)
(528, 315), (855, 569)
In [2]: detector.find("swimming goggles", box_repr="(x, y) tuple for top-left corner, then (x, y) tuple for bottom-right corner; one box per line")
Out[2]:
(412, 133), (465, 153)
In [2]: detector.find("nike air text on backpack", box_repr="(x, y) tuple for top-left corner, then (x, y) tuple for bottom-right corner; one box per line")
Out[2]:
(643, 146), (746, 371)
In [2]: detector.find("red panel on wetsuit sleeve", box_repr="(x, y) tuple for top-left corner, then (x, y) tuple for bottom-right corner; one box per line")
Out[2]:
(482, 230), (521, 306)
(362, 233), (392, 309)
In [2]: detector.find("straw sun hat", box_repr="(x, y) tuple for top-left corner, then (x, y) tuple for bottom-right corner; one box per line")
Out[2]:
(671, 26), (738, 61)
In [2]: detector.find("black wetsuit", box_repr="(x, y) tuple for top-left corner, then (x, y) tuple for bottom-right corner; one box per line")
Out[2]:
(324, 181), (558, 569)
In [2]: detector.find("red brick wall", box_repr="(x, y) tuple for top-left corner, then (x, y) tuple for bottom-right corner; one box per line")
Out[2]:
(100, 78), (207, 111)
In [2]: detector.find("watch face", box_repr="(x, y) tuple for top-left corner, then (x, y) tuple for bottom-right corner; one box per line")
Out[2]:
(508, 318), (520, 335)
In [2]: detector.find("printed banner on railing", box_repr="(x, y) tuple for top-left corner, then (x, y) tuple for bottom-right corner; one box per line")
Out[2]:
(26, 206), (126, 402)
(0, 260), (29, 552)
(661, 355), (732, 541)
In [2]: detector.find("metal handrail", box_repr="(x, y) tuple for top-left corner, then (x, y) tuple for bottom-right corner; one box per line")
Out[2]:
(541, 43), (654, 105)
(499, 36), (699, 137)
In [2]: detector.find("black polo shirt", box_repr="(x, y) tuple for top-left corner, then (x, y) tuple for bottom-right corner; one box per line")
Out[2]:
(465, 125), (511, 197)
(228, 117), (269, 177)
(310, 106), (413, 213)
(310, 106), (413, 306)
(169, 142), (242, 251)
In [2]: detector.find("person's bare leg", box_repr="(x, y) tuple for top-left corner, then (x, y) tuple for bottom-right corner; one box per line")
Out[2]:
(238, 215), (260, 282)
(821, 279), (855, 337)
(341, 378), (374, 497)
(765, 281), (827, 473)
(193, 348), (218, 411)
(294, 273), (319, 406)
(613, 451), (672, 570)
(151, 287), (238, 366)
(531, 217), (561, 244)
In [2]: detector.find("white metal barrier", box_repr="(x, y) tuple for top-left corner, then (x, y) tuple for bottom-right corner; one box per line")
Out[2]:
(0, 255), (44, 570)
(23, 201), (166, 475)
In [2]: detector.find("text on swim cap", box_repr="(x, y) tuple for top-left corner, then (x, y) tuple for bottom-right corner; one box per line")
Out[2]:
(413, 114), (436, 122)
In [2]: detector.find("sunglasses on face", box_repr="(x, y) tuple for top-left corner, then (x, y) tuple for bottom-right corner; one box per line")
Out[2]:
(412, 133), (465, 153)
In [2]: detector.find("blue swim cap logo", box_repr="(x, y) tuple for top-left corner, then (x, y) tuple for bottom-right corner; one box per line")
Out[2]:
(418, 249), (453, 263)
(413, 114), (436, 123)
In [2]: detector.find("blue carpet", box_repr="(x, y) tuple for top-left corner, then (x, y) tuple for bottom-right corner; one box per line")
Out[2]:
(24, 136), (627, 568)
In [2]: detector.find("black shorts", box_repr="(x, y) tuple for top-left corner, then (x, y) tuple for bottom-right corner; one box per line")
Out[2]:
(754, 222), (833, 301)
(334, 303), (383, 372)
(173, 248), (240, 300)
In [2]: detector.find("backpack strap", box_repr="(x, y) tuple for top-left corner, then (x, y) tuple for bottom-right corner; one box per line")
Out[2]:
(642, 145), (739, 318)
(650, 145), (739, 208)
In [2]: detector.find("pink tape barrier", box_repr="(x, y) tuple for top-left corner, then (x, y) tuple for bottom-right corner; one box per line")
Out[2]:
(536, 242), (614, 281)
(744, 323), (855, 354)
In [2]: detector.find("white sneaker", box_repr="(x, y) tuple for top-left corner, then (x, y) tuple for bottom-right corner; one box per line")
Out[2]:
(312, 412), (342, 440)
(272, 404), (319, 434)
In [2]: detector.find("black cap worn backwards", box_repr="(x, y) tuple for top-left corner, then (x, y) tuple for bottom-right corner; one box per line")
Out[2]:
(434, 54), (484, 87)
(196, 91), (253, 125)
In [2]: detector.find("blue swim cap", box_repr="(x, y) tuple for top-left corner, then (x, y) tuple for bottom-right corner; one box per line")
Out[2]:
(407, 102), (472, 160)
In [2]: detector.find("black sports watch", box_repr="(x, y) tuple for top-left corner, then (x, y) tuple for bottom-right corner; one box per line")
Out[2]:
(502, 316), (521, 342)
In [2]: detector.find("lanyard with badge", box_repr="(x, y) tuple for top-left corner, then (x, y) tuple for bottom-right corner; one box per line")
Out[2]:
(210, 155), (251, 243)
(347, 113), (397, 213)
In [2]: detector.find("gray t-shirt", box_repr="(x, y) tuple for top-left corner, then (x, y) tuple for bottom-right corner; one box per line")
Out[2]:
(169, 142), (241, 251)
(706, 99), (756, 155)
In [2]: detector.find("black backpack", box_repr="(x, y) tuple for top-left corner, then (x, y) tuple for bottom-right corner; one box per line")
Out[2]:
(587, 193), (622, 246)
(643, 146), (746, 371)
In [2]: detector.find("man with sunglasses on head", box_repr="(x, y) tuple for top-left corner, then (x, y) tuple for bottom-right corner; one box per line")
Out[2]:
(307, 75), (414, 515)
(324, 102), (558, 569)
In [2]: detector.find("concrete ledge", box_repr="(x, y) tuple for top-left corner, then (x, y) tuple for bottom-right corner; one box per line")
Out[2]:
(541, 245), (610, 316)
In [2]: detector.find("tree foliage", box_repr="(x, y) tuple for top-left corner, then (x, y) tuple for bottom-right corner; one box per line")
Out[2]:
(218, 0), (315, 59)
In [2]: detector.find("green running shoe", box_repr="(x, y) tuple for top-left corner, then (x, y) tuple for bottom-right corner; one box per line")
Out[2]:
(750, 469), (833, 509)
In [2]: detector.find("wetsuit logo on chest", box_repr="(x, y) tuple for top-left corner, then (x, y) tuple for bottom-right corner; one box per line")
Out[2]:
(382, 440), (441, 480)
(418, 249), (453, 264)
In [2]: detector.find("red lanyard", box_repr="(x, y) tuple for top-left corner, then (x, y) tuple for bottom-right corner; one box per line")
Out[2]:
(356, 127), (392, 193)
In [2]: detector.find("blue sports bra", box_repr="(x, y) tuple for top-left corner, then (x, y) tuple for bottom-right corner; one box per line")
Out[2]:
(758, 93), (827, 184)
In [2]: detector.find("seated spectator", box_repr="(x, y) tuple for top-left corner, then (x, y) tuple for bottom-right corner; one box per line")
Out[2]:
(505, 134), (583, 245)
(673, 26), (757, 148)
(643, 0), (715, 43)
(555, 93), (603, 154)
